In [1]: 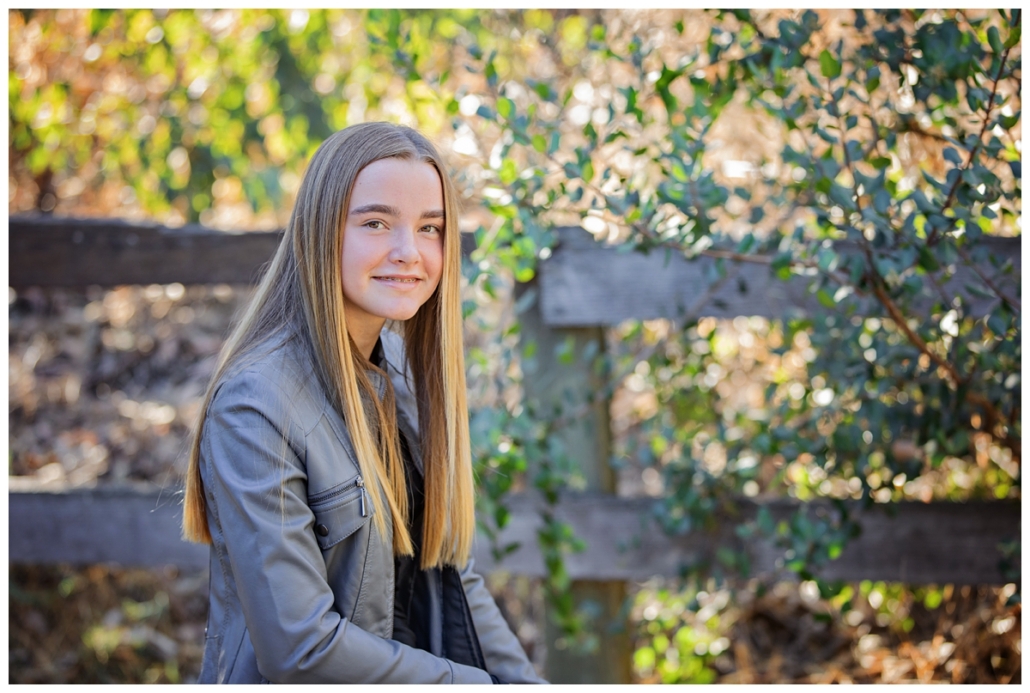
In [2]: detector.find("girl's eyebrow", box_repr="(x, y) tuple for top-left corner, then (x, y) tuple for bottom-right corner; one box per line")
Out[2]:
(348, 203), (444, 220)
(349, 203), (398, 216)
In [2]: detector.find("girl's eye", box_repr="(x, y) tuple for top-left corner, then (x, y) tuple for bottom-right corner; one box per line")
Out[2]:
(420, 225), (441, 235)
(364, 220), (385, 230)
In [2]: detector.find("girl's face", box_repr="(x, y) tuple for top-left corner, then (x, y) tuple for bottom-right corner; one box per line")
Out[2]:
(341, 158), (445, 357)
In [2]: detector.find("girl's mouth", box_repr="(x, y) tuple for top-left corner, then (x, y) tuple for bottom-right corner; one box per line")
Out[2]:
(374, 276), (421, 284)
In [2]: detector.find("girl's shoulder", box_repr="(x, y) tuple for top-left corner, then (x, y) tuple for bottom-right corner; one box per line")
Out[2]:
(212, 334), (328, 430)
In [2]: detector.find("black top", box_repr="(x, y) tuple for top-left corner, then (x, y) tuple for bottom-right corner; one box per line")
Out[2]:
(392, 430), (428, 648)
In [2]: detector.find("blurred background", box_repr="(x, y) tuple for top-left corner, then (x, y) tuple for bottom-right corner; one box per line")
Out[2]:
(9, 9), (1021, 683)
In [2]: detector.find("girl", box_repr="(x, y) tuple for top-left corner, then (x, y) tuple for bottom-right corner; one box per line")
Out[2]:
(182, 122), (545, 684)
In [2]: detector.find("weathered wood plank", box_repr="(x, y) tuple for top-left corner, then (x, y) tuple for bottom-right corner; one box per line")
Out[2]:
(12, 217), (1017, 321)
(8, 485), (1019, 585)
(540, 227), (1021, 326)
(517, 280), (630, 683)
(475, 493), (1020, 585)
(8, 482), (209, 570)
(9, 215), (283, 287)
(8, 215), (478, 288)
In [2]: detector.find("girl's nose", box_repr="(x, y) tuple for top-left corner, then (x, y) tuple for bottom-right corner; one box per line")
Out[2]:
(389, 227), (420, 264)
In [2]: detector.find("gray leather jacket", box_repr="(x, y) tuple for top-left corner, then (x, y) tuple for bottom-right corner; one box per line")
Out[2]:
(197, 328), (545, 684)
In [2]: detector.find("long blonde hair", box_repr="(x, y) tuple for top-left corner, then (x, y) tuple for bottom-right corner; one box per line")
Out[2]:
(182, 122), (475, 569)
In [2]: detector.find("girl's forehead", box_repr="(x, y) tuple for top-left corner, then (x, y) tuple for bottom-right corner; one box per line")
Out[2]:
(349, 159), (444, 205)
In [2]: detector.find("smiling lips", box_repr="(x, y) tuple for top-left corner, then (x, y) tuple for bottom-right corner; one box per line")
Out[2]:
(373, 275), (422, 286)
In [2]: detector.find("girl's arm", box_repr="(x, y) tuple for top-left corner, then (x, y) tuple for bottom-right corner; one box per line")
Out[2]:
(201, 368), (494, 684)
(460, 559), (549, 683)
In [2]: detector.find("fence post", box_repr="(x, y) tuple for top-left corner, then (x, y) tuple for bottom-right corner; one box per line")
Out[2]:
(517, 228), (632, 683)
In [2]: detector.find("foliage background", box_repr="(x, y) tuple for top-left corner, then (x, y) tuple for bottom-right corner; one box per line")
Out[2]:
(8, 8), (1021, 683)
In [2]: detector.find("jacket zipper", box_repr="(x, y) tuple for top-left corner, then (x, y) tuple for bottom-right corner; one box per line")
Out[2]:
(355, 475), (367, 517)
(309, 474), (368, 517)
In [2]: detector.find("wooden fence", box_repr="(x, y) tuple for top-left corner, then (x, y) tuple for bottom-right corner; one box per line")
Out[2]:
(8, 478), (1019, 586)
(8, 215), (1021, 683)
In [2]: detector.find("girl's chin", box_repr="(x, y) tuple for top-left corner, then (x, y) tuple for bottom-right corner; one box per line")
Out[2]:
(374, 304), (424, 322)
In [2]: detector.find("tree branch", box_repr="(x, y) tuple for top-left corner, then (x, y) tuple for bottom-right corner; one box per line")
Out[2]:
(870, 280), (1019, 460)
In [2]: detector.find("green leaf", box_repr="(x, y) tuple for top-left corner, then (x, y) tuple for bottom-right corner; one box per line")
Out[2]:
(494, 504), (510, 528)
(583, 121), (597, 145)
(917, 245), (940, 272)
(828, 183), (854, 210)
(548, 131), (561, 155)
(1004, 24), (1021, 49)
(556, 338), (574, 364)
(963, 282), (993, 300)
(772, 251), (793, 279)
(756, 507), (775, 534)
(819, 49), (841, 79)
(531, 134), (547, 153)
(873, 189), (891, 215)
(499, 158), (518, 185)
(89, 9), (115, 36)
(987, 25), (1004, 54)
(484, 56), (498, 88)
(987, 312), (1008, 337)
(655, 64), (684, 115)
(497, 96), (514, 121)
(623, 86), (643, 123)
(817, 247), (839, 272)
(924, 589), (943, 609)
(1000, 113), (1020, 130)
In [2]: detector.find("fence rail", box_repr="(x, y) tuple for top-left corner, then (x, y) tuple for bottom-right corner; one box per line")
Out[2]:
(11, 215), (1019, 320)
(8, 215), (478, 288)
(7, 480), (1019, 585)
(539, 227), (1020, 325)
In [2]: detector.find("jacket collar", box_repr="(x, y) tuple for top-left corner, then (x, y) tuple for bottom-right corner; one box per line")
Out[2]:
(366, 337), (388, 399)
(371, 331), (425, 477)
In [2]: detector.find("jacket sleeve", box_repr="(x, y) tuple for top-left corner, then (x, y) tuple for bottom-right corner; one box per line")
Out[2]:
(460, 558), (549, 683)
(201, 369), (493, 684)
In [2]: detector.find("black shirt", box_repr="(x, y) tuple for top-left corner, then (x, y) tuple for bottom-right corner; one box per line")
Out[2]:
(392, 430), (428, 648)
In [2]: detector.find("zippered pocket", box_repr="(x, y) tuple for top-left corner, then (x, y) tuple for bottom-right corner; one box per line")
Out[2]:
(309, 474), (373, 550)
(309, 474), (368, 515)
